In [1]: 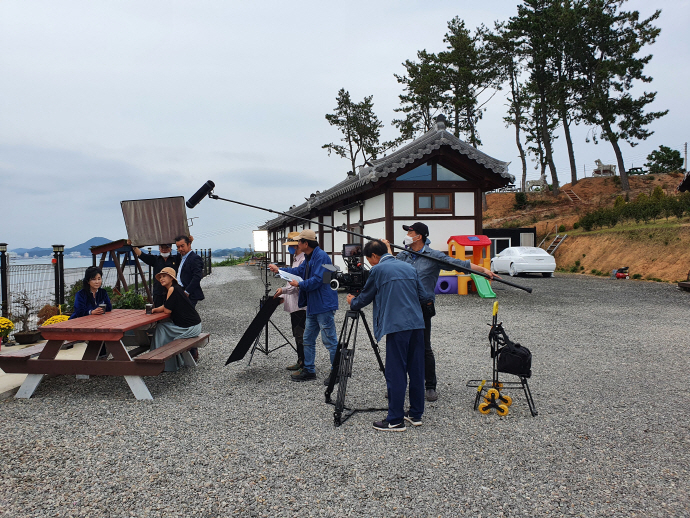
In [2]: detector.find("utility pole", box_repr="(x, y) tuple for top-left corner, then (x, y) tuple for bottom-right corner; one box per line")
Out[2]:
(684, 142), (687, 172)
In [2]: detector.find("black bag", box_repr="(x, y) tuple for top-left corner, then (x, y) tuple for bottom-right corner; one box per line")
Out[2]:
(497, 341), (532, 378)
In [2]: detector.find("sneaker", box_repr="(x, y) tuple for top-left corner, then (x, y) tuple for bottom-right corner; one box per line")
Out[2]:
(290, 369), (316, 382)
(286, 362), (303, 371)
(425, 389), (438, 402)
(373, 419), (406, 432)
(323, 374), (339, 386)
(404, 412), (423, 427)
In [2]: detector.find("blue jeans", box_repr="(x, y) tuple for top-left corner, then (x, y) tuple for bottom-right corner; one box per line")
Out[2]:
(302, 311), (338, 374)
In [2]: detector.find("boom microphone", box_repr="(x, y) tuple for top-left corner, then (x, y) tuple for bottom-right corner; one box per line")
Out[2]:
(186, 180), (216, 209)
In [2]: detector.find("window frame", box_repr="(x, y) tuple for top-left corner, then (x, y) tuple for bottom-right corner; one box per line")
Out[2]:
(415, 192), (454, 215)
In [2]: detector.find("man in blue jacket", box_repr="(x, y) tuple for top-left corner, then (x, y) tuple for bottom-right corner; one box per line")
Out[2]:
(268, 229), (339, 382)
(348, 239), (431, 432)
(385, 222), (497, 402)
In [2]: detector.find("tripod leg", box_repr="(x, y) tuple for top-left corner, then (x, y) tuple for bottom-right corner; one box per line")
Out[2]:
(325, 312), (354, 404)
(359, 312), (384, 374)
(247, 329), (263, 366)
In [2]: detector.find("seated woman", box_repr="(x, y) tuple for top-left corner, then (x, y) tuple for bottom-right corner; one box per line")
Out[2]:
(69, 266), (112, 319)
(151, 267), (202, 372)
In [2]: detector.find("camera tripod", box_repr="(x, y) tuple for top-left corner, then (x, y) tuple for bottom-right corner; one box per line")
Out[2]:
(247, 257), (295, 366)
(324, 309), (387, 426)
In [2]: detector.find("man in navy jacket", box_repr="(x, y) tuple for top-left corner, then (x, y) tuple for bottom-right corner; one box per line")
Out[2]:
(268, 229), (338, 383)
(348, 239), (431, 432)
(175, 235), (205, 306)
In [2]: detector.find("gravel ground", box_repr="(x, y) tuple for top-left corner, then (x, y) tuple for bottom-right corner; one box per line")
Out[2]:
(1, 266), (689, 517)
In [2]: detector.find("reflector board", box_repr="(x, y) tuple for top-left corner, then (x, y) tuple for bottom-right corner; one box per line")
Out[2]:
(121, 197), (190, 247)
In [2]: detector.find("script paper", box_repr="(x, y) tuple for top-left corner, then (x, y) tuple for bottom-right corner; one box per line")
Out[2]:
(278, 271), (303, 283)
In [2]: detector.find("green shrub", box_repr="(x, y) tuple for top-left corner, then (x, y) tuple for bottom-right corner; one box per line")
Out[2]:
(514, 192), (528, 210)
(573, 222), (580, 229)
(111, 286), (146, 310)
(632, 273), (642, 279)
(613, 175), (621, 186)
(558, 224), (566, 232)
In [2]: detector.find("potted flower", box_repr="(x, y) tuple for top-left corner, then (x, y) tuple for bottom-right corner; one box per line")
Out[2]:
(10, 291), (43, 345)
(0, 317), (13, 349)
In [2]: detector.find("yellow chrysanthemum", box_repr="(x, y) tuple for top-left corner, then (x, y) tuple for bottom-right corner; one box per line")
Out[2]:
(0, 317), (13, 331)
(41, 315), (70, 326)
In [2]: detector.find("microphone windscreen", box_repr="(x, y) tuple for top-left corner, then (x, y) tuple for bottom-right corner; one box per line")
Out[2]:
(186, 181), (215, 208)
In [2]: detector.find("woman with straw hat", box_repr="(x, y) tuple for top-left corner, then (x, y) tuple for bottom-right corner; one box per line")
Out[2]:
(273, 232), (307, 374)
(151, 266), (202, 371)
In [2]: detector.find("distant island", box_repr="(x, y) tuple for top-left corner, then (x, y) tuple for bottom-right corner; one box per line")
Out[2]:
(9, 238), (249, 258)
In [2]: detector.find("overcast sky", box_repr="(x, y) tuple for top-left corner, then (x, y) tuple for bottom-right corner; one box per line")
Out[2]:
(2, 0), (688, 251)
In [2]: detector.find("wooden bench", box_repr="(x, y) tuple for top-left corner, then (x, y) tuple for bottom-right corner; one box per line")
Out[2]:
(135, 333), (210, 366)
(0, 343), (47, 361)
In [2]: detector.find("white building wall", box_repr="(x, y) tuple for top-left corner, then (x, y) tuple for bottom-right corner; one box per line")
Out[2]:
(394, 219), (475, 249)
(363, 194), (385, 220)
(363, 221), (385, 242)
(454, 192), (475, 216)
(393, 192), (415, 217)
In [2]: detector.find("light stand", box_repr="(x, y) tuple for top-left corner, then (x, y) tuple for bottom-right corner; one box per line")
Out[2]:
(246, 257), (296, 366)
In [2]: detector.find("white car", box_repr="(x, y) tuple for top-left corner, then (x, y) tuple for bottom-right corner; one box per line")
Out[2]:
(491, 247), (556, 277)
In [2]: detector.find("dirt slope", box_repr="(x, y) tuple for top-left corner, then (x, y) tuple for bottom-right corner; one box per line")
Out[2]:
(482, 172), (690, 282)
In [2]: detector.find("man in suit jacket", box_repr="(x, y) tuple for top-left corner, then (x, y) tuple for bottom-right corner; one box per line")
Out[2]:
(175, 235), (205, 362)
(174, 235), (205, 307)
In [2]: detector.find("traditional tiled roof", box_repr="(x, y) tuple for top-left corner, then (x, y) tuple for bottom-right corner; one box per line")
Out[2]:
(262, 117), (512, 229)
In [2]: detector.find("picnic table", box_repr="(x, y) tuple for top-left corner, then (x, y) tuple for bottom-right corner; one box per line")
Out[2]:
(0, 309), (209, 400)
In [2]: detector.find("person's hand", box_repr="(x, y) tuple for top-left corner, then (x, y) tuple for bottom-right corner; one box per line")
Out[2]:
(91, 307), (104, 315)
(289, 280), (299, 287)
(381, 239), (393, 255)
(274, 288), (283, 298)
(268, 264), (279, 273)
(185, 291), (190, 297)
(189, 235), (194, 242)
(346, 294), (355, 305)
(127, 239), (132, 245)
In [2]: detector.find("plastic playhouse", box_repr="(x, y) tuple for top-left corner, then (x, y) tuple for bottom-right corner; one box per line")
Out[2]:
(435, 235), (496, 298)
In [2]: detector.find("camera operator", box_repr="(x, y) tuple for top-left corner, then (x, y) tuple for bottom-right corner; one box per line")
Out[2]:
(268, 229), (338, 383)
(273, 232), (307, 374)
(384, 222), (498, 402)
(347, 239), (432, 432)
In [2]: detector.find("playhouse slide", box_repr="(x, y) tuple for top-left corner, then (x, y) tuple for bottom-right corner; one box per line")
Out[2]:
(470, 274), (496, 298)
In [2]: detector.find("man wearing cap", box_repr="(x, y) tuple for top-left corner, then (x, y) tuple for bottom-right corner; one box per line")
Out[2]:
(268, 229), (339, 382)
(128, 240), (180, 307)
(386, 222), (496, 402)
(273, 232), (307, 373)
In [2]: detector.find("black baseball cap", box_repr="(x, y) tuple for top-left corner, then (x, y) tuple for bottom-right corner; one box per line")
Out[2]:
(402, 222), (429, 237)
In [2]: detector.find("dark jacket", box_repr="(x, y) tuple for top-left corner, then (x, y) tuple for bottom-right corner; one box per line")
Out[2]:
(350, 254), (430, 341)
(281, 246), (338, 316)
(69, 288), (112, 319)
(178, 251), (205, 302)
(137, 252), (180, 306)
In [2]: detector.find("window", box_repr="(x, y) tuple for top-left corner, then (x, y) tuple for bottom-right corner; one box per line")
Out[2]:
(416, 193), (453, 214)
(437, 164), (466, 181)
(396, 163), (432, 181)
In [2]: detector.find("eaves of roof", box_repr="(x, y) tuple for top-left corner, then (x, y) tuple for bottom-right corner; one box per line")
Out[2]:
(262, 121), (513, 230)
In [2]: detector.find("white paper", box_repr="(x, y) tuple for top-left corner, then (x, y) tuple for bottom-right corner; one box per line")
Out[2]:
(278, 271), (303, 283)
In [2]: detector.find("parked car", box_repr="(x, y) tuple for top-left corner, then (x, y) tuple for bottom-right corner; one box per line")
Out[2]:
(490, 247), (556, 277)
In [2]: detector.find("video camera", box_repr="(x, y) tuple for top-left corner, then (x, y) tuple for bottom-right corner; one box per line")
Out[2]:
(322, 243), (370, 294)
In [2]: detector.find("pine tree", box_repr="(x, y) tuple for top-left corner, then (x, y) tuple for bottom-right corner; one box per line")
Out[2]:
(392, 50), (446, 142)
(322, 89), (394, 174)
(577, 1), (667, 191)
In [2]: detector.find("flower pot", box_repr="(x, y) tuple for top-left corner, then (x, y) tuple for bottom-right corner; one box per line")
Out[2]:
(13, 331), (44, 345)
